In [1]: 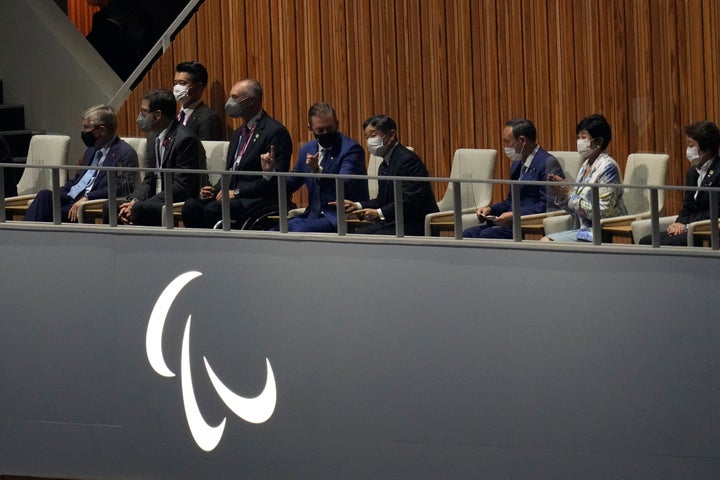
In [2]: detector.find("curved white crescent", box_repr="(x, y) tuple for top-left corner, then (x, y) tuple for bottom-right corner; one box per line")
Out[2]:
(146, 271), (202, 377)
(181, 315), (227, 452)
(204, 357), (277, 424)
(146, 271), (278, 451)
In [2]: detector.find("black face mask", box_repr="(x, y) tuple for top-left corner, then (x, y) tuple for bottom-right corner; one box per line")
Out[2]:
(81, 129), (98, 148)
(315, 131), (339, 149)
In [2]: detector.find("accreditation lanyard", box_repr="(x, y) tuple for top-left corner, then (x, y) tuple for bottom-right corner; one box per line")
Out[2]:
(233, 125), (256, 169)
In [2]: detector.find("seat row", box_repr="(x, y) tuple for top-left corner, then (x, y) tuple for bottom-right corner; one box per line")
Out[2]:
(3, 134), (687, 244)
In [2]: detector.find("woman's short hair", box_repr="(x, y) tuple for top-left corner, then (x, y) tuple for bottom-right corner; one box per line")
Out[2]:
(684, 121), (720, 154)
(82, 104), (117, 132)
(362, 115), (397, 134)
(576, 114), (612, 150)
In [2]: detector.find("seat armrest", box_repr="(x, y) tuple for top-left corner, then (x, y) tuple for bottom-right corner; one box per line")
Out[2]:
(687, 219), (715, 246)
(542, 214), (574, 235)
(424, 206), (488, 236)
(600, 212), (651, 226)
(4, 194), (37, 207)
(630, 216), (675, 244)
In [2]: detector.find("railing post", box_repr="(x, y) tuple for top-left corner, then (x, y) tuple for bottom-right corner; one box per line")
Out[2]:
(452, 181), (462, 240)
(710, 190), (719, 250)
(591, 185), (601, 245)
(108, 170), (118, 227)
(335, 178), (346, 236)
(52, 168), (62, 225)
(163, 171), (174, 229)
(0, 166), (5, 223)
(393, 179), (404, 237)
(277, 175), (288, 234)
(650, 188), (660, 248)
(220, 174), (231, 231)
(511, 183), (522, 242)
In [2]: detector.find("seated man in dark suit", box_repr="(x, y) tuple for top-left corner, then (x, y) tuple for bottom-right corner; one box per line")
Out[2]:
(260, 102), (368, 232)
(119, 89), (206, 226)
(173, 61), (225, 141)
(463, 118), (564, 239)
(341, 115), (438, 236)
(0, 136), (17, 197)
(24, 104), (138, 222)
(182, 78), (292, 229)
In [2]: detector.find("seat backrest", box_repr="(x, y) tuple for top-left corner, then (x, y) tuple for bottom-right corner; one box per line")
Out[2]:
(122, 137), (147, 191)
(436, 148), (496, 211)
(16, 134), (71, 195)
(201, 140), (230, 185)
(547, 151), (583, 183)
(622, 152), (670, 215)
(367, 146), (414, 199)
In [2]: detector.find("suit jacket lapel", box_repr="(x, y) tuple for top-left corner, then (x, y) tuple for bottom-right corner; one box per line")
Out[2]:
(239, 114), (265, 168)
(161, 122), (180, 167)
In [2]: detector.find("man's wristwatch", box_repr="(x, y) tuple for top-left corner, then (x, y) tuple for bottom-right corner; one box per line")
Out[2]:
(233, 188), (240, 196)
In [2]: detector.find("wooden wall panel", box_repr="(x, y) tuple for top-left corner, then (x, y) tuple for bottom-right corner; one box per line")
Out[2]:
(67, 0), (720, 215)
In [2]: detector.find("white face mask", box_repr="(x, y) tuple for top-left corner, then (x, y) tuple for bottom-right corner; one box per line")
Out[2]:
(367, 136), (386, 156)
(686, 146), (703, 167)
(576, 138), (594, 159)
(504, 142), (524, 162)
(173, 84), (191, 104)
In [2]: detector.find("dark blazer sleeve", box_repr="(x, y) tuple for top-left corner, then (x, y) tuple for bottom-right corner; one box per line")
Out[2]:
(364, 146), (437, 223)
(188, 103), (225, 141)
(86, 140), (139, 200)
(336, 139), (368, 202)
(233, 116), (293, 199)
(166, 127), (205, 202)
(676, 156), (720, 224)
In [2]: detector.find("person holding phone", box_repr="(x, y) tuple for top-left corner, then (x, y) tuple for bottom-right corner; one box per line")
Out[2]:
(463, 118), (563, 239)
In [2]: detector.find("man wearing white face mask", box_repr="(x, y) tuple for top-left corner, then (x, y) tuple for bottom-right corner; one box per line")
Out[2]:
(173, 61), (224, 141)
(463, 118), (563, 239)
(340, 114), (438, 236)
(639, 121), (720, 246)
(543, 114), (626, 242)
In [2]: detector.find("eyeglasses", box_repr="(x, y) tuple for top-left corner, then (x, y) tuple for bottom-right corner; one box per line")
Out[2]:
(139, 108), (156, 115)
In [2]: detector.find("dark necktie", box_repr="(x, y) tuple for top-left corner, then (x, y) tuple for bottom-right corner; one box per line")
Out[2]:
(177, 110), (186, 125)
(379, 160), (390, 176)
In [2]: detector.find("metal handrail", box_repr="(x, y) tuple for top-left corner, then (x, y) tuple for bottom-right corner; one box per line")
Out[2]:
(2, 162), (719, 249)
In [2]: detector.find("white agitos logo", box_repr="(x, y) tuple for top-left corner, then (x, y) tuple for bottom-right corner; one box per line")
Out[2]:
(146, 271), (277, 452)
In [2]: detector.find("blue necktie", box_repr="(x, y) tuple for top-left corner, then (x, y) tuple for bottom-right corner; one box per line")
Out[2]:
(69, 149), (103, 199)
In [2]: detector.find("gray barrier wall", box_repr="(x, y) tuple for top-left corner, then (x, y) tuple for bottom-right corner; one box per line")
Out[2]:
(1, 226), (719, 479)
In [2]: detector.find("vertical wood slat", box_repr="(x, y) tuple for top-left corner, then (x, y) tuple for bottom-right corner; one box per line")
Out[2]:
(66, 0), (720, 215)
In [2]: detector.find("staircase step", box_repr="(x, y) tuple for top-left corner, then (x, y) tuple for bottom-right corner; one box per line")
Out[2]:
(0, 130), (43, 158)
(0, 104), (25, 131)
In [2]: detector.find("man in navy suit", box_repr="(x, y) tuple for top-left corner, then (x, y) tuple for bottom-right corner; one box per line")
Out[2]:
(182, 78), (292, 229)
(463, 118), (563, 239)
(342, 115), (438, 236)
(24, 104), (138, 222)
(118, 89), (206, 226)
(260, 102), (368, 232)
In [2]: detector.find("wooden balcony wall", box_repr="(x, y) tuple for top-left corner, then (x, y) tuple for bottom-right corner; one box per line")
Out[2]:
(68, 0), (720, 214)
